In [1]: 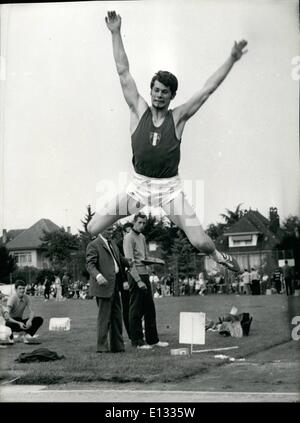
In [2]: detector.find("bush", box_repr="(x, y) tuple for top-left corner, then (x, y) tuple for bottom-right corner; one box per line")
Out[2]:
(12, 266), (39, 285)
(36, 269), (55, 284)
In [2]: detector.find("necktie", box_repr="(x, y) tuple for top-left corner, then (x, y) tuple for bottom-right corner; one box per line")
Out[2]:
(108, 240), (119, 273)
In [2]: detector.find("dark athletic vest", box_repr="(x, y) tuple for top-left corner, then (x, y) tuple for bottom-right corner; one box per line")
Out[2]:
(131, 108), (181, 178)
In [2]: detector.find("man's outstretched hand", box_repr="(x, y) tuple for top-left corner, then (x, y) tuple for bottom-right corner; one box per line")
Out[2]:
(105, 11), (121, 33)
(231, 40), (248, 61)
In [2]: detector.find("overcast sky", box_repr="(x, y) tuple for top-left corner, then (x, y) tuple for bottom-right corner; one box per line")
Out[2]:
(0, 0), (299, 234)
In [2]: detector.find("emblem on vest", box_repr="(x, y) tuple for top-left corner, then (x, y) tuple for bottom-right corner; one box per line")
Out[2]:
(149, 132), (161, 147)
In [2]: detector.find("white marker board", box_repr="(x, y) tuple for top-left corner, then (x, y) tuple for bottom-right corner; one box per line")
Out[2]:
(179, 312), (205, 345)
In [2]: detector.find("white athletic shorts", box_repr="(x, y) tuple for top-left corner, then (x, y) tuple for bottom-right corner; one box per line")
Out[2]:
(126, 171), (183, 208)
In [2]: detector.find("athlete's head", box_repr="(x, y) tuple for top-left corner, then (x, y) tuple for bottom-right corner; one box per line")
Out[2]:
(151, 71), (178, 97)
(150, 71), (178, 109)
(133, 212), (147, 233)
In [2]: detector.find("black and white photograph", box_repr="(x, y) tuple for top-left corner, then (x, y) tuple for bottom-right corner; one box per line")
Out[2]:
(0, 0), (299, 407)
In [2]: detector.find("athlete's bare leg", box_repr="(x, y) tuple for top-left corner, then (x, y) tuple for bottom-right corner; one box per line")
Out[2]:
(87, 192), (144, 236)
(162, 193), (240, 272)
(162, 192), (216, 255)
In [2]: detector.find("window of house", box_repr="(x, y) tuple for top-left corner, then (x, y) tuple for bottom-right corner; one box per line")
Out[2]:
(229, 234), (258, 247)
(13, 252), (32, 266)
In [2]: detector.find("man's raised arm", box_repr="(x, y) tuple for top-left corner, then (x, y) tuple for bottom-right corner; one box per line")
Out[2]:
(175, 40), (248, 123)
(105, 11), (146, 115)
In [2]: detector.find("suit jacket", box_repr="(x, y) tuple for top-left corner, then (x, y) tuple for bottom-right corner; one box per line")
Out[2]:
(86, 237), (129, 298)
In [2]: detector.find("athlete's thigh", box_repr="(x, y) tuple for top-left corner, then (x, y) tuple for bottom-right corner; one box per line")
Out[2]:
(89, 192), (144, 234)
(162, 192), (207, 240)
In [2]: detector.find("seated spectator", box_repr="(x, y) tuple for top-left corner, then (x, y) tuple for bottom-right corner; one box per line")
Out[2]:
(79, 283), (88, 299)
(5, 280), (44, 344)
(0, 293), (14, 343)
(26, 283), (35, 296)
(33, 282), (39, 296)
(73, 280), (80, 299)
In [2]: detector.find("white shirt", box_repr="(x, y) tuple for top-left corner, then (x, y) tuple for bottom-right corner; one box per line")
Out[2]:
(99, 235), (119, 273)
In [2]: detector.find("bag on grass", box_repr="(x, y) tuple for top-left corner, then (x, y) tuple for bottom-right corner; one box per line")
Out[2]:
(218, 312), (250, 338)
(15, 348), (65, 363)
(218, 321), (243, 338)
(239, 313), (253, 336)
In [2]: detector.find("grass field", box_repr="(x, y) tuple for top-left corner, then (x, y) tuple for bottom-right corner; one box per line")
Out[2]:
(0, 294), (298, 385)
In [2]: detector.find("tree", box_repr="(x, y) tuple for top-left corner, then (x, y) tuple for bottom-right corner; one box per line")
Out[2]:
(36, 269), (55, 284)
(281, 216), (300, 237)
(40, 228), (79, 271)
(11, 266), (38, 285)
(205, 204), (247, 241)
(142, 213), (179, 259)
(206, 222), (226, 241)
(80, 204), (95, 232)
(79, 205), (95, 251)
(170, 229), (199, 277)
(75, 205), (98, 281)
(278, 215), (300, 272)
(220, 203), (245, 227)
(0, 244), (17, 282)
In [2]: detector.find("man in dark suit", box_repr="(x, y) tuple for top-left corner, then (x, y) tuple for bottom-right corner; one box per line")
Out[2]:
(86, 226), (130, 353)
(116, 222), (133, 340)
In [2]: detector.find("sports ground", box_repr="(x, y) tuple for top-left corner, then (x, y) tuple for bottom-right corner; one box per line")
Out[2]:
(1, 293), (299, 402)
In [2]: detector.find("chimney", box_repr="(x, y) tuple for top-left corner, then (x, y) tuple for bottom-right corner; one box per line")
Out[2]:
(2, 229), (7, 244)
(269, 207), (280, 234)
(67, 226), (71, 234)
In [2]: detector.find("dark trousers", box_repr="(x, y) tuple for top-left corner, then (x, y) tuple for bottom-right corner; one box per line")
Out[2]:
(6, 316), (43, 336)
(251, 280), (260, 295)
(129, 274), (159, 347)
(275, 280), (282, 294)
(95, 276), (124, 353)
(120, 289), (130, 339)
(285, 277), (293, 296)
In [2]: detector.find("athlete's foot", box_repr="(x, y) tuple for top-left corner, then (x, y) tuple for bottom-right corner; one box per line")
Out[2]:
(218, 253), (240, 273)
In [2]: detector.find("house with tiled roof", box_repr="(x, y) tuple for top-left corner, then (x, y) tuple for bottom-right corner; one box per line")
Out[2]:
(206, 208), (288, 272)
(3, 219), (60, 269)
(0, 229), (26, 245)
